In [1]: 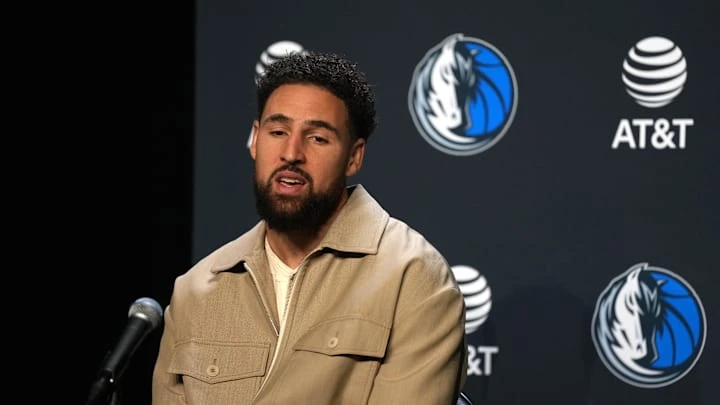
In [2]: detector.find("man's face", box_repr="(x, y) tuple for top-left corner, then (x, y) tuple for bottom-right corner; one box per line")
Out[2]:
(250, 83), (365, 232)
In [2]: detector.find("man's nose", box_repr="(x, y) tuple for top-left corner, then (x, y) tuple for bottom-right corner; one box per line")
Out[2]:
(281, 132), (306, 164)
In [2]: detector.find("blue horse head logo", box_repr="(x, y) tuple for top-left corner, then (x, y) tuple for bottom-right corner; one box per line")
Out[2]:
(409, 33), (517, 156)
(592, 263), (706, 388)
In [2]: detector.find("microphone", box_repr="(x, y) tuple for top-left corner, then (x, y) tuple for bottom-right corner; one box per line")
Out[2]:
(86, 297), (164, 405)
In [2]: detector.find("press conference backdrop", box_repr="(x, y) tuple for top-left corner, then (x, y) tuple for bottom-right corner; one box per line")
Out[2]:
(191, 0), (718, 403)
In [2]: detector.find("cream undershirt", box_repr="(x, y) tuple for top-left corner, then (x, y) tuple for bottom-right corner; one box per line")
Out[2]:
(265, 237), (299, 329)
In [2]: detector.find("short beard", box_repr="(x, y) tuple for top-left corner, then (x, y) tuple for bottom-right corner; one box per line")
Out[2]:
(253, 167), (346, 234)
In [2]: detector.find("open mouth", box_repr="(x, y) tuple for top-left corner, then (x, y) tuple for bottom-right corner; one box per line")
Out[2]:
(273, 170), (308, 195)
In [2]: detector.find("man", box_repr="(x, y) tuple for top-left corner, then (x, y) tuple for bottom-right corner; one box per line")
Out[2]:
(152, 51), (468, 404)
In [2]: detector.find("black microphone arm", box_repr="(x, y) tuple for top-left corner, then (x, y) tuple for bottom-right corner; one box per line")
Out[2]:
(86, 297), (164, 405)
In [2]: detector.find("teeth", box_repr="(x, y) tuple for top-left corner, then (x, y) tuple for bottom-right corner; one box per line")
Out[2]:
(280, 178), (302, 184)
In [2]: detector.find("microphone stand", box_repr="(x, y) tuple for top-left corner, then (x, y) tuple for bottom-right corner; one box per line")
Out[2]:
(85, 371), (120, 405)
(86, 298), (163, 405)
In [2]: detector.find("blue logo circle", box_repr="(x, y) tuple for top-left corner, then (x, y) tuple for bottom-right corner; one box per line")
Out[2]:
(408, 33), (518, 156)
(591, 263), (707, 388)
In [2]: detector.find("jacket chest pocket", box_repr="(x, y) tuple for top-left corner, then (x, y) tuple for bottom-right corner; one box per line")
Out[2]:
(168, 340), (270, 404)
(294, 317), (389, 357)
(272, 317), (390, 404)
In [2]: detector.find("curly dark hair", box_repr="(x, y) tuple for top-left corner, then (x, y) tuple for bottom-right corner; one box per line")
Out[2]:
(256, 51), (377, 141)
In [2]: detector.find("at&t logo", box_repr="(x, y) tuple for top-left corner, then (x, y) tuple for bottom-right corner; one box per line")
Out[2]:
(246, 40), (305, 148)
(452, 264), (499, 376)
(612, 36), (694, 150)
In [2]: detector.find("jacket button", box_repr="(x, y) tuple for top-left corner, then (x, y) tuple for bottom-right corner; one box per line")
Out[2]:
(206, 365), (219, 376)
(328, 337), (338, 348)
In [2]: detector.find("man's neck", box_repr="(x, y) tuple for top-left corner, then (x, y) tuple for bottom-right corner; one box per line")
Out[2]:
(264, 229), (320, 269)
(265, 191), (349, 268)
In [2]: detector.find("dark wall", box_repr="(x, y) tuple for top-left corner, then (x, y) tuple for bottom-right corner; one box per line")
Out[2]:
(190, 1), (718, 404)
(81, 1), (194, 404)
(145, 0), (195, 403)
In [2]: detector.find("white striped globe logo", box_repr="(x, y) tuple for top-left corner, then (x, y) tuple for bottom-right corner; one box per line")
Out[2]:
(622, 36), (687, 108)
(452, 265), (492, 334)
(254, 40), (305, 85)
(248, 40), (306, 148)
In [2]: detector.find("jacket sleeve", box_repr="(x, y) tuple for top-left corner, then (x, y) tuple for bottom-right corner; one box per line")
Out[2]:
(151, 299), (187, 405)
(368, 253), (468, 405)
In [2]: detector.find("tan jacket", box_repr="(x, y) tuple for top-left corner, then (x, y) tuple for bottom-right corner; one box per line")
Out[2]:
(152, 185), (467, 405)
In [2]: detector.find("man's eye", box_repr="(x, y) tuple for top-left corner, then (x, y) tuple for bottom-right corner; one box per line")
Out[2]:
(310, 135), (329, 144)
(270, 130), (285, 136)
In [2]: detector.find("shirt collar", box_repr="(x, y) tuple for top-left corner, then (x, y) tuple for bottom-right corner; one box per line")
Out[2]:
(210, 184), (389, 273)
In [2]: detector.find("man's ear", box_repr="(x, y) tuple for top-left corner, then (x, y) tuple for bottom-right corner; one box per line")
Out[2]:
(249, 120), (259, 160)
(345, 137), (366, 177)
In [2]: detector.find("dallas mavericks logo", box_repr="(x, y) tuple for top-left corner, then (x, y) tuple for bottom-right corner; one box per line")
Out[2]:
(408, 33), (517, 156)
(591, 263), (706, 388)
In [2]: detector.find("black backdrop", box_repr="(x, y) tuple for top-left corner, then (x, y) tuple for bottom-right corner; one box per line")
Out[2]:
(80, 1), (195, 404)
(190, 1), (717, 404)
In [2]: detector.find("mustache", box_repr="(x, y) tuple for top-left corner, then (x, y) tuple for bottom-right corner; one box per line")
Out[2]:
(270, 165), (313, 184)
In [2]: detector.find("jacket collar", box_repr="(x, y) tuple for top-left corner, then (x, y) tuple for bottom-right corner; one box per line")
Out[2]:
(210, 184), (389, 273)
